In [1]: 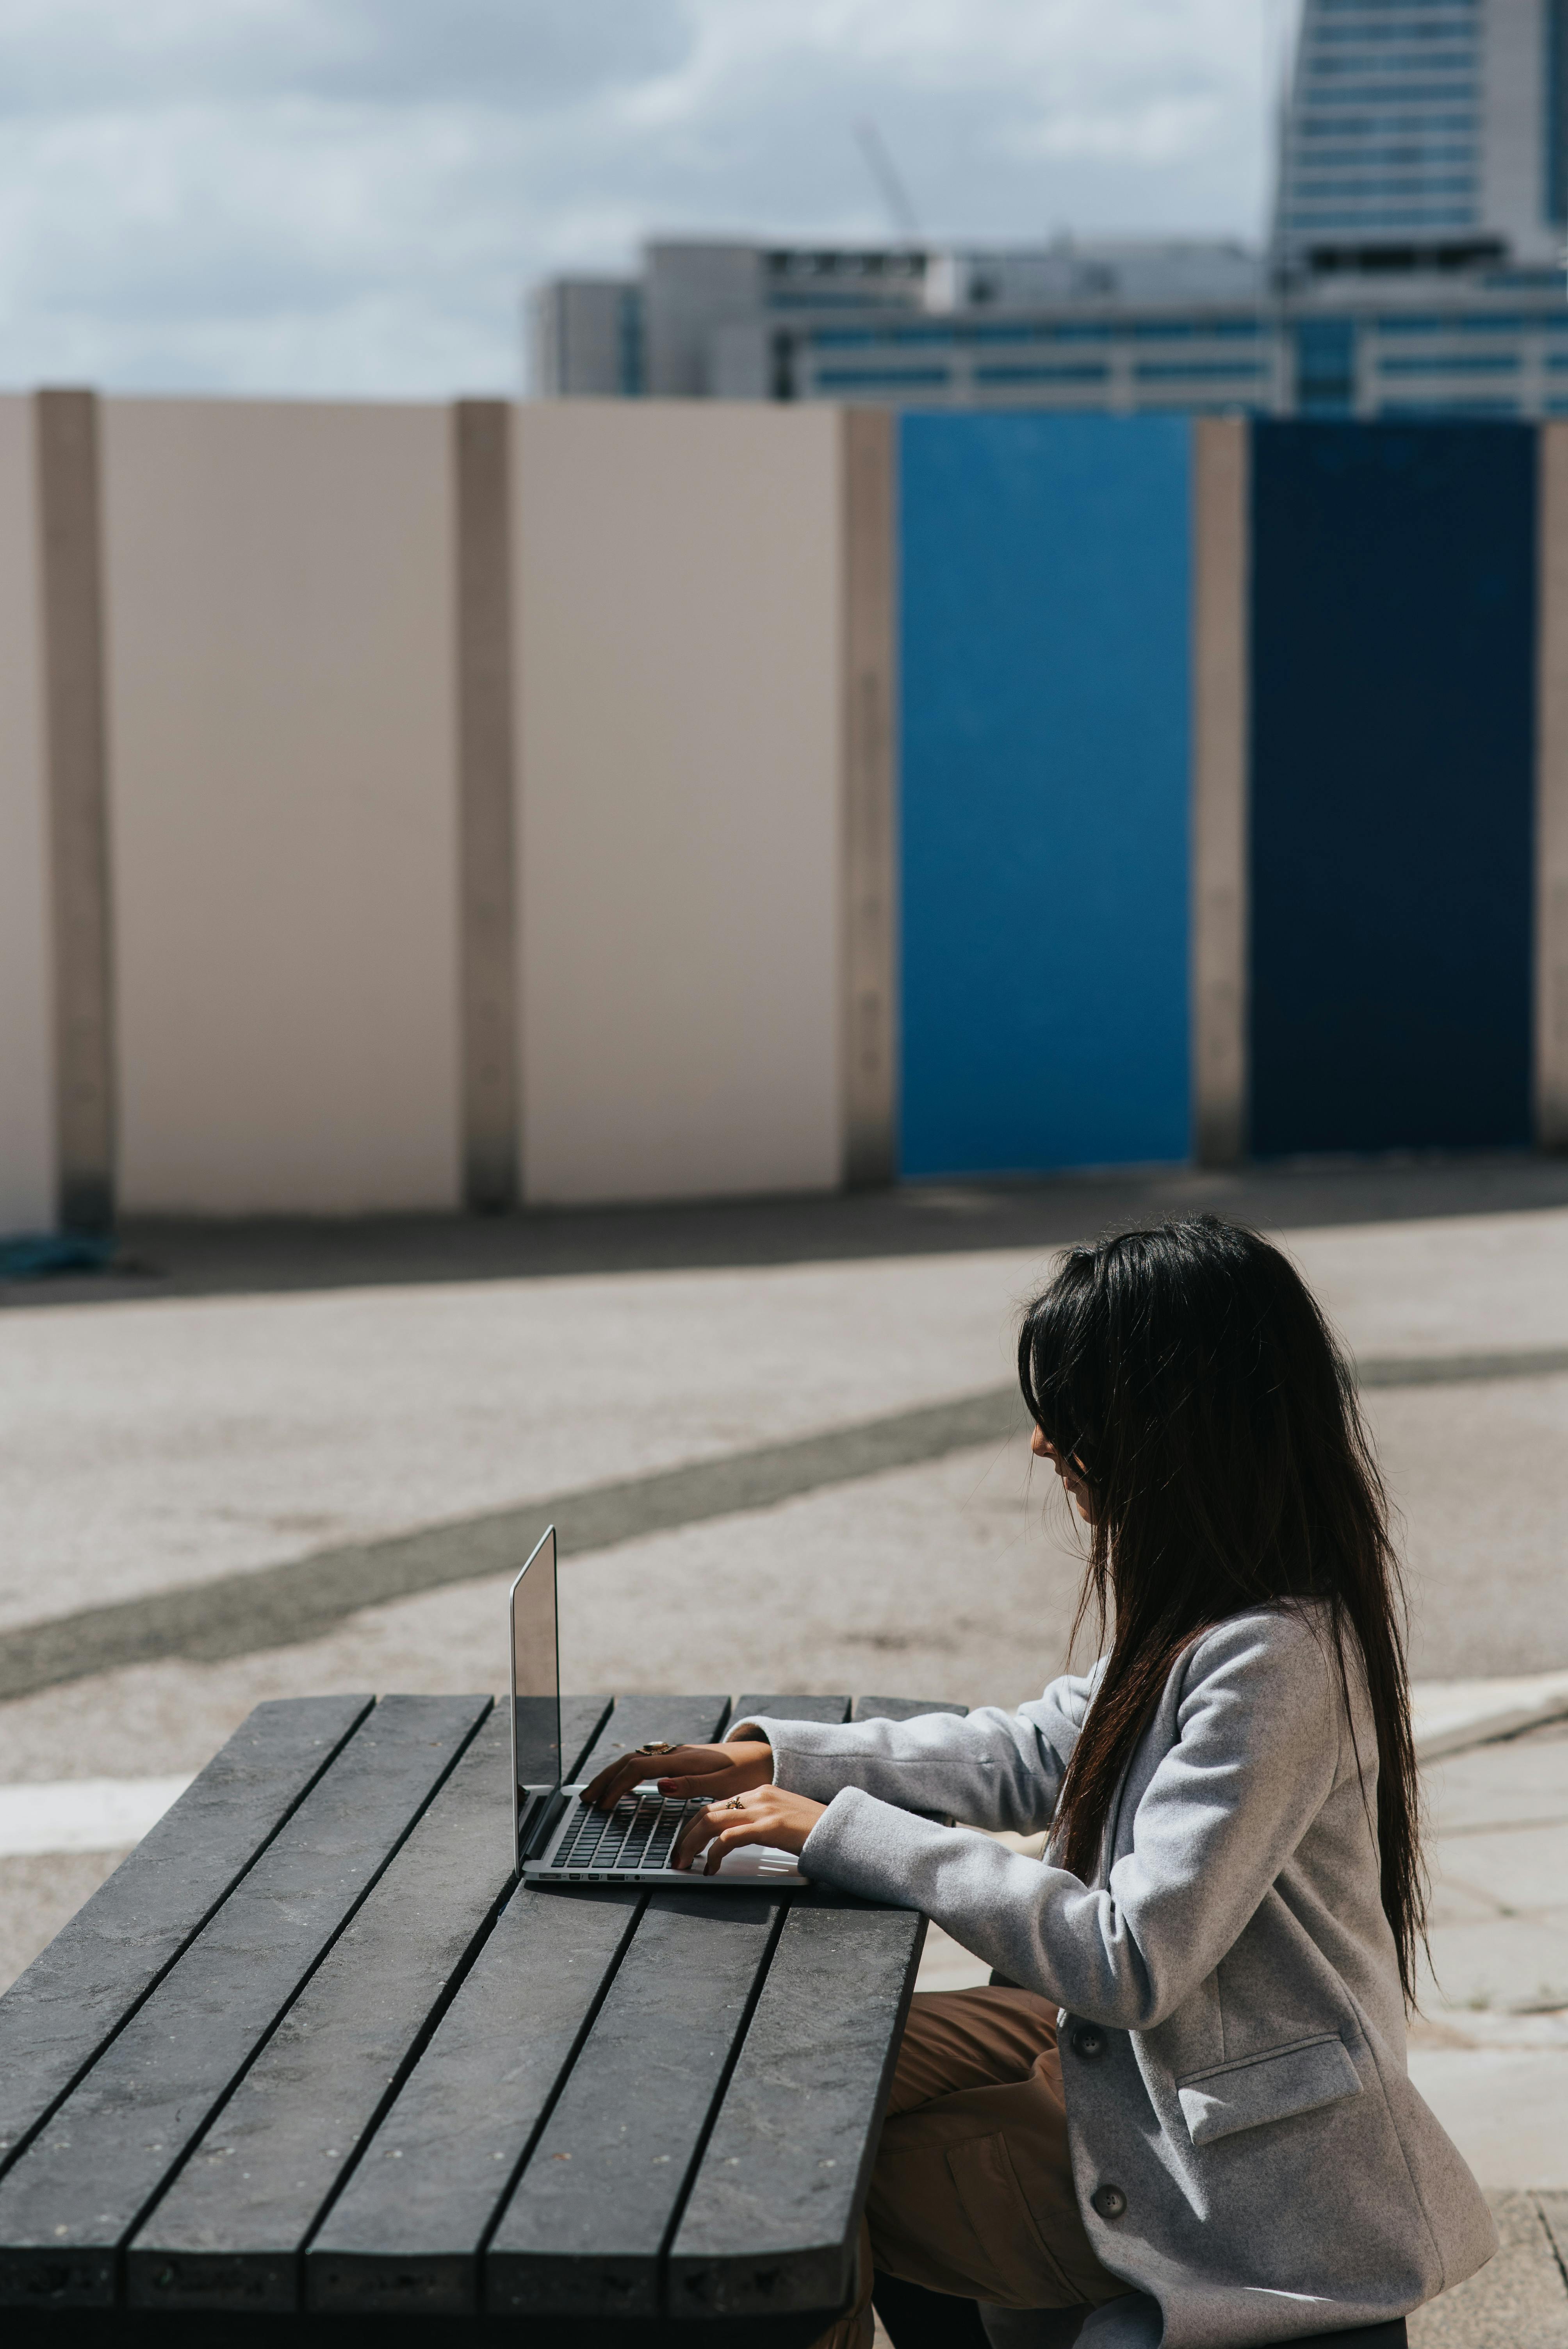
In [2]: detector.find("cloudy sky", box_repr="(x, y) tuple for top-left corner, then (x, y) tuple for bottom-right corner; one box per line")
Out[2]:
(0, 0), (1300, 399)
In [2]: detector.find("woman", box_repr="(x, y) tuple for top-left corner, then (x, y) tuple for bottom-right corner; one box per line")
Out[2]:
(584, 1218), (1496, 2347)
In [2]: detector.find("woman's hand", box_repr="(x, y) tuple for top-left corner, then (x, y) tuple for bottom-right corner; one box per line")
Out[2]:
(672, 1785), (828, 1876)
(579, 1739), (774, 1813)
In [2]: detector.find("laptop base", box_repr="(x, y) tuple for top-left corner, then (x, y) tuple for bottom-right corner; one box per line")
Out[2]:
(523, 1783), (808, 1887)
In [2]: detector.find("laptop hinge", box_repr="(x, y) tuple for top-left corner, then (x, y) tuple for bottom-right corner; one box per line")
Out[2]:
(517, 1784), (567, 1871)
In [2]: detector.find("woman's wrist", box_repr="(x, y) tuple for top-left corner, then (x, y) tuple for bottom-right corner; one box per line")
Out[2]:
(722, 1729), (775, 1785)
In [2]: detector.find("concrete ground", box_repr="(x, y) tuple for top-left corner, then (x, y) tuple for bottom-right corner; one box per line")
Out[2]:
(1, 1160), (1566, 2338)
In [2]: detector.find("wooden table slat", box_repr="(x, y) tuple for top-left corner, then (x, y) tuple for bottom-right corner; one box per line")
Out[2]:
(666, 1900), (925, 2322)
(309, 1884), (645, 2316)
(729, 1696), (851, 1726)
(571, 1696), (731, 1783)
(486, 1890), (784, 2320)
(561, 1696), (617, 1779)
(126, 1703), (520, 2313)
(851, 1697), (969, 1722)
(0, 1689), (960, 2338)
(0, 1695), (372, 2179)
(0, 1695), (487, 2311)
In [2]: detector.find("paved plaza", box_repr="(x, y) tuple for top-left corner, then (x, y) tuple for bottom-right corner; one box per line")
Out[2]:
(1, 1159), (1566, 2337)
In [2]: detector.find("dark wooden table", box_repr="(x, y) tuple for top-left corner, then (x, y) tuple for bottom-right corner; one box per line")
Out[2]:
(0, 1688), (963, 2348)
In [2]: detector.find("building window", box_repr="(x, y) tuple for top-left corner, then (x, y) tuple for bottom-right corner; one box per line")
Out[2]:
(770, 331), (797, 401)
(811, 366), (951, 388)
(1292, 175), (1477, 194)
(1133, 361), (1265, 382)
(1377, 351), (1520, 372)
(617, 291), (644, 396)
(1376, 310), (1567, 330)
(972, 364), (1110, 386)
(1295, 316), (1357, 413)
(1549, 0), (1568, 225)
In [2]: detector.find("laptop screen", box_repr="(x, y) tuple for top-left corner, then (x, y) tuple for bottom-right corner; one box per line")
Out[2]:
(510, 1525), (562, 1801)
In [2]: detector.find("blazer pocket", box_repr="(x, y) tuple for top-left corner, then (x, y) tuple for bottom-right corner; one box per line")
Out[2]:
(1176, 2032), (1362, 2148)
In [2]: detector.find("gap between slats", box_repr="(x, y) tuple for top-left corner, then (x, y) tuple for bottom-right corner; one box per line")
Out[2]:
(110, 1696), (497, 2307)
(287, 1694), (619, 2296)
(0, 1696), (374, 2190)
(471, 1891), (652, 2297)
(652, 1898), (793, 2319)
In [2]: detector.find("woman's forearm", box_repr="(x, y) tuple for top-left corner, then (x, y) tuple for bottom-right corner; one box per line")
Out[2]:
(749, 1699), (1079, 1834)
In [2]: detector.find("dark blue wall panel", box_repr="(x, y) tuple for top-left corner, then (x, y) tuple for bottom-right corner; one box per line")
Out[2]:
(899, 413), (1192, 1177)
(1250, 422), (1535, 1156)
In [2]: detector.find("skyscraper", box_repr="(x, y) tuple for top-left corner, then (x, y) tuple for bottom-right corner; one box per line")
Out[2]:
(1275, 0), (1567, 280)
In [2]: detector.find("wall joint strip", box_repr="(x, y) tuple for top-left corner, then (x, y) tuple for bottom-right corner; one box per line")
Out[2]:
(1538, 422), (1568, 1151)
(454, 399), (521, 1212)
(1191, 415), (1251, 1169)
(839, 407), (898, 1189)
(35, 387), (115, 1232)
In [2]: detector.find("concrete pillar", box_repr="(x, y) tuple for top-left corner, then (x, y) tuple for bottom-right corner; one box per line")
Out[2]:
(35, 389), (116, 1231)
(1539, 422), (1568, 1150)
(839, 407), (898, 1188)
(1190, 415), (1251, 1168)
(454, 400), (521, 1210)
(0, 399), (55, 1235)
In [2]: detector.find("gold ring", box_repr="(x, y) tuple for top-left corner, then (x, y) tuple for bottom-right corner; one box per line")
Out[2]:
(725, 1796), (746, 1812)
(635, 1741), (676, 1757)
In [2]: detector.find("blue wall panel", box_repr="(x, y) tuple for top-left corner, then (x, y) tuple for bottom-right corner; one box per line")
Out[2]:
(1250, 423), (1535, 1157)
(899, 413), (1192, 1177)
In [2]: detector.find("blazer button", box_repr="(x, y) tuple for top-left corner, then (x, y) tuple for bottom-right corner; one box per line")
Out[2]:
(1092, 2184), (1127, 2221)
(1071, 2026), (1106, 2060)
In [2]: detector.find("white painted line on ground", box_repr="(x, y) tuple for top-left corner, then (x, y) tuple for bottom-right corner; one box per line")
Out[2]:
(0, 1775), (194, 1858)
(1413, 1672), (1568, 1763)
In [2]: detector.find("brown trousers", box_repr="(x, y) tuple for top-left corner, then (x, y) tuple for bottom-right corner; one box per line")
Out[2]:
(813, 1987), (1128, 2349)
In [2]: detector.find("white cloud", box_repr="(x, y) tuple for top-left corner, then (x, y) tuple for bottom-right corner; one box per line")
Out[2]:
(0, 0), (1290, 397)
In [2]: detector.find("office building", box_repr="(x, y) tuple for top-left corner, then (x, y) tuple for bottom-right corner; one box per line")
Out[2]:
(529, 0), (1568, 419)
(529, 278), (644, 397)
(1276, 0), (1564, 280)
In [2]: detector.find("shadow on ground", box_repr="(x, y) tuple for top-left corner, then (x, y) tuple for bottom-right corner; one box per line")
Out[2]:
(8, 1153), (1568, 1312)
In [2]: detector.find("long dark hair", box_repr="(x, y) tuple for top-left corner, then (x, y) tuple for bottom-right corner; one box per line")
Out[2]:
(1017, 1214), (1425, 2006)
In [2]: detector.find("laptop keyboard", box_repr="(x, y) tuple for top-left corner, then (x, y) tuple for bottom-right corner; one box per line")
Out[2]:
(553, 1791), (707, 1873)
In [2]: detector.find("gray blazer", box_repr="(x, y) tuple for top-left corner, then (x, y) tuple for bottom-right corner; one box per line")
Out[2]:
(751, 1604), (1496, 2347)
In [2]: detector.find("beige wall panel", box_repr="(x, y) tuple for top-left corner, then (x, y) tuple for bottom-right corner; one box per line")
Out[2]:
(0, 397), (56, 1230)
(515, 403), (841, 1205)
(101, 399), (461, 1213)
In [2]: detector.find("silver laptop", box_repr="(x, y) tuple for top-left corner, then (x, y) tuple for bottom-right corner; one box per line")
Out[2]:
(510, 1526), (807, 1887)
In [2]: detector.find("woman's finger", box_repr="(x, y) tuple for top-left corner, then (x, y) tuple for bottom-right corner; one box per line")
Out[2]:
(656, 1765), (743, 1799)
(696, 1818), (773, 1876)
(655, 1759), (736, 1789)
(582, 1742), (718, 1810)
(579, 1757), (639, 1810)
(581, 1753), (665, 1809)
(673, 1797), (784, 1873)
(655, 1741), (772, 1803)
(672, 1795), (770, 1871)
(672, 1801), (723, 1871)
